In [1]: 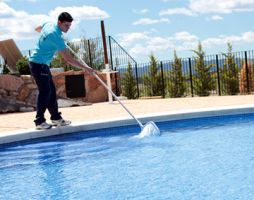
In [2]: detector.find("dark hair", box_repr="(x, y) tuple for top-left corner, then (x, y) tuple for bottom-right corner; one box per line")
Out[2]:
(58, 12), (73, 23)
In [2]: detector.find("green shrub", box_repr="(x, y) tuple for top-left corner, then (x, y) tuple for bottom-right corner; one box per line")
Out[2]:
(142, 54), (163, 96)
(121, 63), (137, 99)
(16, 56), (30, 75)
(167, 50), (186, 97)
(220, 43), (239, 95)
(192, 42), (214, 96)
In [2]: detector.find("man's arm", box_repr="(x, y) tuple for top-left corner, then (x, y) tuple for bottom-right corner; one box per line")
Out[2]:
(58, 48), (94, 74)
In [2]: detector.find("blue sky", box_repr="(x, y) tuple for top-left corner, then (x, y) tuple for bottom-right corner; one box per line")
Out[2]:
(1, 0), (254, 62)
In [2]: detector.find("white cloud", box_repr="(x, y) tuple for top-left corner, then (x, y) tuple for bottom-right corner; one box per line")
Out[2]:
(241, 31), (254, 42)
(202, 38), (224, 48)
(196, 31), (254, 49)
(132, 9), (149, 14)
(189, 0), (254, 14)
(130, 44), (151, 56)
(159, 7), (196, 16)
(117, 32), (150, 47)
(132, 18), (170, 25)
(0, 2), (51, 40)
(49, 5), (109, 21)
(174, 32), (199, 41)
(147, 37), (174, 50)
(0, 2), (22, 18)
(208, 15), (223, 21)
(118, 31), (196, 56)
(117, 30), (254, 58)
(0, 2), (109, 41)
(159, 0), (254, 17)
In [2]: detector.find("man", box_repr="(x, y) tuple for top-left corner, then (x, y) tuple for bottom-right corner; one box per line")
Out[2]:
(29, 12), (94, 130)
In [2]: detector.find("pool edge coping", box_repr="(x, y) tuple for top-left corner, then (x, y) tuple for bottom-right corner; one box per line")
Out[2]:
(1, 104), (254, 145)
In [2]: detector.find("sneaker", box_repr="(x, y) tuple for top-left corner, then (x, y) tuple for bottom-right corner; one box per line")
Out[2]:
(36, 122), (52, 130)
(51, 119), (71, 127)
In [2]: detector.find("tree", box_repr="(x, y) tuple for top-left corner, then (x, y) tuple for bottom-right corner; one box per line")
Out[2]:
(142, 53), (163, 96)
(192, 42), (214, 96)
(167, 50), (186, 97)
(121, 63), (137, 99)
(221, 43), (239, 95)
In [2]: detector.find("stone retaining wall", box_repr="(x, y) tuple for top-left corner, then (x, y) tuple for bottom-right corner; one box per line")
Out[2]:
(0, 70), (118, 113)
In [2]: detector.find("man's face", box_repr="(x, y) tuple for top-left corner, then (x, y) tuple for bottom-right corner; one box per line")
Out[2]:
(58, 21), (72, 33)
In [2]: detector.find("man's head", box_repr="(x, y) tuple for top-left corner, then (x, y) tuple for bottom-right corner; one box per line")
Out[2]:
(57, 12), (73, 33)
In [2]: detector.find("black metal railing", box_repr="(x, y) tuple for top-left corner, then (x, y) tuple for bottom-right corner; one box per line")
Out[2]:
(117, 50), (254, 98)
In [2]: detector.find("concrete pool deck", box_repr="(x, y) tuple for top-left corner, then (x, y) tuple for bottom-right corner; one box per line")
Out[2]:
(1, 95), (254, 144)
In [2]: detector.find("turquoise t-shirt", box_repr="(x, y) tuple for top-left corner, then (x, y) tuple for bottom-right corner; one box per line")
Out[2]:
(29, 23), (67, 65)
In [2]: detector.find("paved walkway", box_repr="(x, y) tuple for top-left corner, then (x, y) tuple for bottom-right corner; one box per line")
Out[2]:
(1, 95), (254, 135)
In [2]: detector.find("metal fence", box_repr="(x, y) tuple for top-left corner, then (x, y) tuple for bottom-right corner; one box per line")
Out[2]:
(117, 50), (254, 98)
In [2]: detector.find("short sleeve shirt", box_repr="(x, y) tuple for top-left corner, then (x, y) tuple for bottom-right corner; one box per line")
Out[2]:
(29, 23), (67, 65)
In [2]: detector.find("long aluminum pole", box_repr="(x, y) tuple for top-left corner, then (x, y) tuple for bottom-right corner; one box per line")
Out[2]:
(67, 45), (144, 129)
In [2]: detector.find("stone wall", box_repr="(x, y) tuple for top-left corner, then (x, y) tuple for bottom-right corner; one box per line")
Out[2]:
(0, 70), (118, 113)
(0, 74), (37, 113)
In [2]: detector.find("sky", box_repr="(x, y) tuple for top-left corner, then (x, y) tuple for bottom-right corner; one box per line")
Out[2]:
(1, 0), (254, 62)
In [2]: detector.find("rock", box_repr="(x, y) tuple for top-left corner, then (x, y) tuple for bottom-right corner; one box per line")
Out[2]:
(0, 74), (24, 91)
(18, 86), (30, 101)
(0, 97), (26, 113)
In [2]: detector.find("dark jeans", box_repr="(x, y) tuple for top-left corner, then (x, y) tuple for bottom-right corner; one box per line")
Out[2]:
(29, 62), (62, 125)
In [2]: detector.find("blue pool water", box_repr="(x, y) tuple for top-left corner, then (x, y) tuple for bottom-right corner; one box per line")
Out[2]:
(1, 113), (254, 200)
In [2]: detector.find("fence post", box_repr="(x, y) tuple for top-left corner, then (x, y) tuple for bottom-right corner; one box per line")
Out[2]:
(108, 36), (113, 70)
(87, 40), (93, 68)
(113, 66), (119, 96)
(188, 58), (194, 97)
(216, 54), (221, 96)
(244, 51), (250, 93)
(108, 36), (119, 95)
(160, 61), (165, 98)
(134, 62), (140, 98)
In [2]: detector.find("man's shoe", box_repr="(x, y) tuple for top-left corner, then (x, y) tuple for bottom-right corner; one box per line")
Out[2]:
(36, 122), (52, 130)
(51, 119), (71, 127)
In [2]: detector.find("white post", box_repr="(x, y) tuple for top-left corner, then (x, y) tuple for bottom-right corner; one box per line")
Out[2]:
(105, 63), (113, 103)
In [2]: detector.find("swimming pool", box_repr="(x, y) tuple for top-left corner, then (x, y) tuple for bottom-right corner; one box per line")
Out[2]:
(1, 113), (254, 199)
